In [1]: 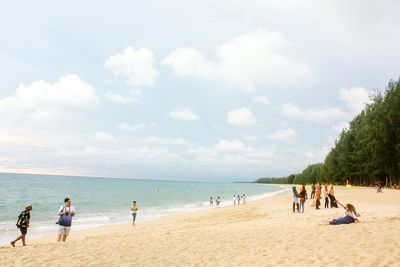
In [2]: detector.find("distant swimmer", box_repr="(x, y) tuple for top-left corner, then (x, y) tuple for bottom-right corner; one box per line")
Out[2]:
(156, 189), (160, 192)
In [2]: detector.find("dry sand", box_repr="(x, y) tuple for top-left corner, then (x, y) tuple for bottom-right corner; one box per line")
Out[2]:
(1, 186), (399, 266)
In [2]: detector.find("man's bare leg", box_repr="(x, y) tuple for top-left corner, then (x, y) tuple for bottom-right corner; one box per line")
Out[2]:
(11, 235), (23, 247)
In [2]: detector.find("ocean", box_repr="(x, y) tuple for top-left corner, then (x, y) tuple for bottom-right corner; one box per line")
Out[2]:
(0, 173), (286, 244)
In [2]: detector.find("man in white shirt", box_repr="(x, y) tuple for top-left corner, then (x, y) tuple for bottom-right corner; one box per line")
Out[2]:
(57, 197), (75, 242)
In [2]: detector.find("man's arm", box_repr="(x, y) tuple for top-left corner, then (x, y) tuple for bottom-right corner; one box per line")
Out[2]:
(58, 207), (65, 216)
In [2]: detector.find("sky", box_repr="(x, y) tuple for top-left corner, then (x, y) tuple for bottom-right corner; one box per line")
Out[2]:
(0, 0), (400, 181)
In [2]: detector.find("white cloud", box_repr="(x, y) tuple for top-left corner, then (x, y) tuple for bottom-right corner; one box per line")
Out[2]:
(214, 139), (249, 153)
(107, 90), (142, 103)
(339, 87), (371, 114)
(117, 122), (157, 131)
(95, 131), (116, 142)
(269, 128), (298, 142)
(144, 136), (188, 146)
(306, 107), (347, 122)
(253, 96), (270, 104)
(168, 108), (200, 121)
(0, 74), (99, 122)
(227, 107), (257, 127)
(281, 102), (303, 117)
(163, 29), (313, 91)
(104, 47), (159, 87)
(162, 48), (217, 79)
(281, 102), (347, 123)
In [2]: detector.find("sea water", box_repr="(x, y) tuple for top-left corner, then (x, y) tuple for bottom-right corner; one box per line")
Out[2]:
(0, 173), (286, 244)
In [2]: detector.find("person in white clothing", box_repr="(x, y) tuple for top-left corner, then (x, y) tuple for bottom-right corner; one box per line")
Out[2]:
(57, 198), (75, 242)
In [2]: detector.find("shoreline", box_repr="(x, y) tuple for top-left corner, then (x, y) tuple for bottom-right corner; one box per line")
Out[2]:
(1, 185), (399, 266)
(1, 185), (290, 246)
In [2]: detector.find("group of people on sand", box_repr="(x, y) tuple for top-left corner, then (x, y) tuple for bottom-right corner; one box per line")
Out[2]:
(233, 194), (246, 205)
(11, 198), (140, 247)
(11, 197), (76, 247)
(291, 183), (360, 225)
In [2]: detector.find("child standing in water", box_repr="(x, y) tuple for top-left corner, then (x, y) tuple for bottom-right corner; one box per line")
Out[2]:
(131, 201), (138, 226)
(216, 196), (220, 206)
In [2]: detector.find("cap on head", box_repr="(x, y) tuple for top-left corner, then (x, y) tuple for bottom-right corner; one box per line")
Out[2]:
(25, 204), (32, 209)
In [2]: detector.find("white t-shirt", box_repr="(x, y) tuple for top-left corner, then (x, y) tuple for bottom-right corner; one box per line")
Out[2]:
(59, 205), (75, 215)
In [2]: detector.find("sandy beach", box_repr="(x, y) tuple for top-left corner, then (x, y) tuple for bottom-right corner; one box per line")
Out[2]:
(1, 186), (399, 266)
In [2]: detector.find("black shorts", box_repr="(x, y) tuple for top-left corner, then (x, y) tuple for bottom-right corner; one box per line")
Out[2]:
(19, 227), (28, 235)
(132, 213), (137, 221)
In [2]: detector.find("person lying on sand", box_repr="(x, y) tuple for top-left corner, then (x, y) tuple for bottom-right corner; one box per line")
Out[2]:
(329, 201), (360, 225)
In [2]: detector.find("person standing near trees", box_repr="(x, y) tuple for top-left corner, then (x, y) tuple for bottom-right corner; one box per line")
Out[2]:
(292, 186), (300, 213)
(323, 184), (330, 208)
(298, 184), (307, 213)
(310, 183), (316, 199)
(315, 184), (321, 209)
(328, 183), (338, 208)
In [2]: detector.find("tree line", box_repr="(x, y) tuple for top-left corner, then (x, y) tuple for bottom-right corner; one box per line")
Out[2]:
(256, 78), (400, 186)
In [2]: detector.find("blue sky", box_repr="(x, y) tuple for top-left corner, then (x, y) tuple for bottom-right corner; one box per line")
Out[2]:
(1, 0), (399, 181)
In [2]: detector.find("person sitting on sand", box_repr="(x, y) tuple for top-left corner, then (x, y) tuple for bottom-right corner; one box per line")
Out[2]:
(329, 201), (360, 225)
(131, 201), (138, 225)
(292, 186), (300, 213)
(11, 204), (32, 247)
(376, 182), (384, 193)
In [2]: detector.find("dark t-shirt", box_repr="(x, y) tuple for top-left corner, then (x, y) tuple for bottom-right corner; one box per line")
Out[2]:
(18, 210), (30, 227)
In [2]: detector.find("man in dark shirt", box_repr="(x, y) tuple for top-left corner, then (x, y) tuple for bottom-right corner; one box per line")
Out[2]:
(10, 204), (32, 247)
(311, 183), (316, 199)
